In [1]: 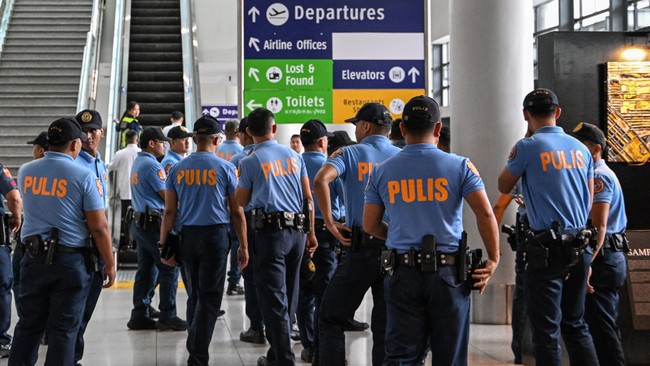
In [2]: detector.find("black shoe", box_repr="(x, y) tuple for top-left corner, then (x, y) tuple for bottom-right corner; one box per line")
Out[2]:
(300, 347), (313, 363)
(157, 316), (187, 331)
(149, 306), (160, 319)
(312, 349), (319, 366)
(240, 327), (266, 344)
(343, 319), (369, 332)
(127, 317), (157, 330)
(290, 323), (300, 341)
(227, 283), (245, 295)
(0, 344), (9, 358)
(257, 356), (274, 366)
(218, 309), (226, 317)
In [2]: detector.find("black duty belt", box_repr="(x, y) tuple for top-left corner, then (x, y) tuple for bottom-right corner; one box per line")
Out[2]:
(360, 232), (385, 247)
(397, 252), (457, 267)
(251, 210), (306, 231)
(55, 245), (86, 254)
(314, 219), (328, 232)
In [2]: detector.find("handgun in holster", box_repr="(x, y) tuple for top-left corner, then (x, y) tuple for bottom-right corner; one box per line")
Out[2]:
(459, 232), (486, 290)
(302, 199), (312, 233)
(380, 248), (396, 275)
(564, 221), (597, 266)
(250, 208), (269, 230)
(501, 224), (517, 252)
(421, 235), (437, 272)
(124, 206), (135, 227)
(0, 214), (9, 246)
(146, 207), (162, 231)
(524, 221), (559, 269)
(82, 238), (100, 273)
(43, 228), (59, 265)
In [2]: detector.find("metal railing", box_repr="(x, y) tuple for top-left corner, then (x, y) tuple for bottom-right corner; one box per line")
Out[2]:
(0, 0), (15, 55)
(77, 0), (105, 111)
(180, 0), (202, 133)
(105, 0), (131, 161)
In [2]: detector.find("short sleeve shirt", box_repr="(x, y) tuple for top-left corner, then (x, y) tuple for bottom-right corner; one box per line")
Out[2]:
(217, 140), (244, 162)
(0, 164), (17, 215)
(302, 151), (341, 220)
(365, 144), (484, 253)
(131, 152), (166, 212)
(593, 160), (627, 234)
(506, 126), (593, 231)
(75, 149), (108, 209)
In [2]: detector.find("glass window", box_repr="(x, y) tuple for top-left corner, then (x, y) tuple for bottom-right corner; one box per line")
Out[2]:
(536, 0), (559, 32)
(581, 11), (610, 30)
(580, 0), (609, 15)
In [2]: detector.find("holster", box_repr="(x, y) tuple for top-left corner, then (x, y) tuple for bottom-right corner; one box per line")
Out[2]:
(421, 235), (437, 272)
(83, 238), (100, 273)
(458, 232), (486, 290)
(0, 214), (10, 246)
(23, 228), (60, 265)
(124, 206), (134, 227)
(380, 249), (397, 275)
(524, 223), (558, 269)
(250, 209), (305, 232)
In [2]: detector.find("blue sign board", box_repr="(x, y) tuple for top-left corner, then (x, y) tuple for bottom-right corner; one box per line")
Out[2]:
(201, 105), (238, 122)
(333, 60), (425, 89)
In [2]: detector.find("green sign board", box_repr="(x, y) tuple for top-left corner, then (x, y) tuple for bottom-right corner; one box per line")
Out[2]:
(243, 89), (333, 123)
(244, 59), (333, 90)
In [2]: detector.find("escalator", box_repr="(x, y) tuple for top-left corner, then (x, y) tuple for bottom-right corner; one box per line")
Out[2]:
(127, 0), (184, 126)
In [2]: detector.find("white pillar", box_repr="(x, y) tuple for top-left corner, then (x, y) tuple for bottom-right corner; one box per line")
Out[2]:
(450, 0), (534, 324)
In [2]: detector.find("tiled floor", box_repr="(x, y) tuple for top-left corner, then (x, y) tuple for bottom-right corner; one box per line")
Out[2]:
(1, 274), (520, 366)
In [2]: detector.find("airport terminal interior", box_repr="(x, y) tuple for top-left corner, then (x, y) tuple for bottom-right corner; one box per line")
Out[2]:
(1, 0), (650, 365)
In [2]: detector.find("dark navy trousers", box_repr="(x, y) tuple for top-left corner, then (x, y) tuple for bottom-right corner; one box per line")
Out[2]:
(254, 227), (305, 366)
(130, 222), (179, 320)
(75, 257), (105, 365)
(319, 247), (386, 366)
(384, 264), (470, 366)
(585, 249), (627, 366)
(511, 239), (527, 362)
(9, 251), (90, 366)
(180, 225), (229, 366)
(0, 245), (12, 347)
(242, 225), (263, 331)
(227, 225), (242, 286)
(525, 250), (598, 366)
(297, 230), (338, 351)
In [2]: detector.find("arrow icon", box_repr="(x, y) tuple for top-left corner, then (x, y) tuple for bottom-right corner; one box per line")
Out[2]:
(248, 6), (260, 23)
(248, 67), (259, 82)
(407, 67), (420, 83)
(247, 99), (262, 111)
(249, 37), (260, 52)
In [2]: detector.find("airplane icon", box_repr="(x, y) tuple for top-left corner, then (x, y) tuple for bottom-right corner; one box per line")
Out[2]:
(269, 7), (286, 17)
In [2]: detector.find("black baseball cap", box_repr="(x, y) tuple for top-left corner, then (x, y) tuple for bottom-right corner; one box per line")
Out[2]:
(48, 117), (88, 145)
(572, 122), (606, 149)
(523, 88), (559, 112)
(167, 125), (194, 139)
(193, 115), (222, 135)
(75, 109), (103, 129)
(344, 103), (392, 127)
(27, 131), (48, 148)
(402, 96), (440, 124)
(236, 117), (249, 133)
(171, 111), (184, 120)
(140, 127), (170, 148)
(300, 119), (334, 145)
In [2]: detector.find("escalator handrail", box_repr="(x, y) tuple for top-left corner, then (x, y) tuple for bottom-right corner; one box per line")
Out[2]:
(0, 0), (15, 56)
(180, 0), (201, 134)
(77, 0), (105, 111)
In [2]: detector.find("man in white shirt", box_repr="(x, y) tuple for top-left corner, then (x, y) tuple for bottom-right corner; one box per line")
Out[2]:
(162, 111), (184, 138)
(108, 130), (141, 250)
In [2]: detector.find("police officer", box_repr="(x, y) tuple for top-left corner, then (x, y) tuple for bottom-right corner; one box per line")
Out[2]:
(10, 117), (116, 366)
(235, 108), (316, 366)
(498, 89), (598, 365)
(128, 127), (186, 331)
(314, 102), (400, 366)
(27, 131), (48, 160)
(0, 163), (22, 358)
(231, 117), (266, 344)
(161, 125), (193, 175)
(573, 122), (628, 366)
(296, 119), (342, 363)
(217, 119), (244, 162)
(492, 182), (527, 365)
(160, 115), (248, 366)
(364, 95), (499, 365)
(117, 101), (142, 149)
(73, 109), (109, 366)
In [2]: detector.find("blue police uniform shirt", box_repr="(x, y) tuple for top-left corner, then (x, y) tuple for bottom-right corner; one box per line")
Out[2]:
(0, 164), (17, 215)
(230, 144), (255, 170)
(166, 152), (237, 226)
(75, 149), (107, 208)
(365, 143), (485, 254)
(593, 160), (627, 234)
(131, 152), (166, 213)
(326, 134), (400, 227)
(217, 140), (244, 162)
(161, 149), (183, 175)
(302, 151), (341, 220)
(506, 126), (594, 231)
(18, 152), (104, 247)
(238, 140), (307, 213)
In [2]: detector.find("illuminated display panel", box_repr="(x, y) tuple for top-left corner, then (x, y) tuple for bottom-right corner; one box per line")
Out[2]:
(605, 61), (650, 164)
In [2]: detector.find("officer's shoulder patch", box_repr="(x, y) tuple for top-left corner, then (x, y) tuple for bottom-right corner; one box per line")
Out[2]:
(157, 168), (166, 181)
(466, 160), (480, 177)
(329, 148), (344, 159)
(508, 144), (517, 160)
(3, 168), (13, 180)
(103, 171), (107, 181)
(594, 177), (605, 194)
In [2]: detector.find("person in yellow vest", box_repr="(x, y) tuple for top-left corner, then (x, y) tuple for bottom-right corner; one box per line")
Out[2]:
(116, 101), (142, 149)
